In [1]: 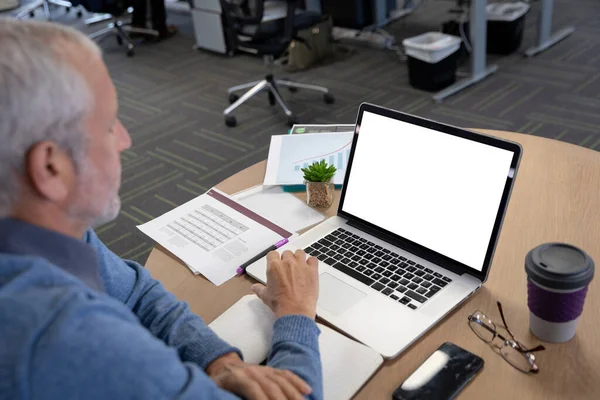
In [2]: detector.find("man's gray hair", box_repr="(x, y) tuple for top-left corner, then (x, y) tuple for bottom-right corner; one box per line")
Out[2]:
(0, 18), (101, 217)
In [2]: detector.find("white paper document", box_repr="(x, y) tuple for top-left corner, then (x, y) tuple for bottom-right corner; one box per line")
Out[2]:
(210, 295), (384, 400)
(232, 185), (325, 233)
(264, 133), (354, 186)
(137, 189), (292, 285)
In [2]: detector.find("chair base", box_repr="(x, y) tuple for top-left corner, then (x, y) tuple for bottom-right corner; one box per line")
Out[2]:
(88, 19), (158, 57)
(223, 74), (334, 127)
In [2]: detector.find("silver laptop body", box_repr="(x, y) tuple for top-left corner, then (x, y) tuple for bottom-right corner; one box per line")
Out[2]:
(248, 103), (522, 358)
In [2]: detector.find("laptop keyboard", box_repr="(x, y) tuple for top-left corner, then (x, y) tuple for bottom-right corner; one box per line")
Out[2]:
(304, 228), (452, 310)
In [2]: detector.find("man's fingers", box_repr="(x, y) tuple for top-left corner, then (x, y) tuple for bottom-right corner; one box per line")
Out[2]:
(244, 367), (287, 400)
(267, 372), (306, 400)
(251, 284), (268, 302)
(236, 378), (269, 400)
(214, 364), (311, 400)
(306, 255), (318, 269)
(294, 249), (307, 262)
(266, 250), (281, 264)
(253, 373), (287, 400)
(274, 369), (312, 395)
(281, 250), (295, 260)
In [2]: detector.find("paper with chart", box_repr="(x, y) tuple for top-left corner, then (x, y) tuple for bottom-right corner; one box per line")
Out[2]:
(290, 124), (355, 135)
(137, 189), (292, 286)
(209, 295), (384, 400)
(264, 133), (354, 186)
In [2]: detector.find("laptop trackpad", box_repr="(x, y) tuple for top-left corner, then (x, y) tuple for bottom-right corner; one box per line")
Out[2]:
(318, 273), (367, 316)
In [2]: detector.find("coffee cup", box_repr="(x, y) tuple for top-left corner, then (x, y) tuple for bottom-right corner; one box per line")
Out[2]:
(525, 243), (594, 343)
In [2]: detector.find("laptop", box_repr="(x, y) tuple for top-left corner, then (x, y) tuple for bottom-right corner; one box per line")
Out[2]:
(247, 103), (522, 358)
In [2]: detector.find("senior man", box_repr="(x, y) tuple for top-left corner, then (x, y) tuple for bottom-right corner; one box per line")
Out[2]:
(0, 19), (322, 400)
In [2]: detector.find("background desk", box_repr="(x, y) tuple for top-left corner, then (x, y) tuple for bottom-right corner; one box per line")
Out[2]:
(310, 0), (574, 101)
(146, 130), (600, 399)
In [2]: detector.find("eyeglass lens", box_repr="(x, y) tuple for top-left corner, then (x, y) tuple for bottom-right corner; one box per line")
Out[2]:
(469, 311), (496, 342)
(500, 342), (534, 372)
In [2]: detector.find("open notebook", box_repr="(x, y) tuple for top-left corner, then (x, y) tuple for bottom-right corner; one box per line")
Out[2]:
(209, 295), (384, 400)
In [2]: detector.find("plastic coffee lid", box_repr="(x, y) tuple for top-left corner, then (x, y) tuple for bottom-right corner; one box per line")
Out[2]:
(525, 243), (595, 290)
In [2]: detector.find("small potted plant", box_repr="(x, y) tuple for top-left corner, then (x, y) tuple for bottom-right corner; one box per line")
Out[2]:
(302, 160), (337, 208)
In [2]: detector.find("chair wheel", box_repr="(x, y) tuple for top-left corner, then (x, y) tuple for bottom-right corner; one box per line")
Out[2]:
(324, 93), (335, 104)
(288, 87), (298, 93)
(225, 115), (237, 127)
(268, 91), (276, 106)
(116, 35), (123, 46)
(287, 115), (297, 127)
(126, 46), (134, 57)
(228, 93), (239, 104)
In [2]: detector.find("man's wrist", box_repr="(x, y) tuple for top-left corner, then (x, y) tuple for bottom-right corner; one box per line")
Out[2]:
(275, 305), (316, 320)
(206, 352), (243, 376)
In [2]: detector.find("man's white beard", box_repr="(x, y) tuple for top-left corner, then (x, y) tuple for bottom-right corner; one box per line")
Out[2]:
(70, 160), (122, 229)
(90, 193), (121, 228)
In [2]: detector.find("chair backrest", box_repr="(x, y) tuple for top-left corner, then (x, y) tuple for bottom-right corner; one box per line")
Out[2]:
(220, 0), (265, 26)
(70, 0), (129, 15)
(221, 0), (296, 41)
(280, 0), (296, 44)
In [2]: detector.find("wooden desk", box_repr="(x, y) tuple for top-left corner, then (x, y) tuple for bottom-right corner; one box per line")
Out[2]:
(146, 130), (600, 399)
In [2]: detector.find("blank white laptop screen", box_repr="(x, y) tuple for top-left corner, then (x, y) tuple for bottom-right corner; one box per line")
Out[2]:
(342, 111), (515, 272)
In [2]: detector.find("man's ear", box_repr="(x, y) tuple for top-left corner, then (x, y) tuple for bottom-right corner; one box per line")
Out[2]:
(25, 141), (75, 203)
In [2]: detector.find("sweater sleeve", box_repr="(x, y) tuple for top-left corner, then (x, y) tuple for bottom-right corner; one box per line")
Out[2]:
(84, 229), (241, 370)
(268, 316), (324, 400)
(84, 229), (323, 399)
(30, 300), (241, 400)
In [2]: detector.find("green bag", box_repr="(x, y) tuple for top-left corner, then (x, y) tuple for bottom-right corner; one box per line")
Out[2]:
(284, 16), (334, 72)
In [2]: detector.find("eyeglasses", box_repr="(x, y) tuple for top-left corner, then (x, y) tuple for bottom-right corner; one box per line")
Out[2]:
(467, 301), (545, 373)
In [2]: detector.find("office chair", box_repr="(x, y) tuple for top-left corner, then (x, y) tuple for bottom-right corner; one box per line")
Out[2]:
(71, 0), (158, 56)
(221, 0), (335, 127)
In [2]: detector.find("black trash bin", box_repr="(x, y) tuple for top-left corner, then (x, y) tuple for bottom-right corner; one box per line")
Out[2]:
(486, 2), (530, 54)
(403, 32), (461, 92)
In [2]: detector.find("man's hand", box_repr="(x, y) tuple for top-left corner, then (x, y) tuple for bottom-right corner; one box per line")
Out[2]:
(206, 352), (245, 377)
(251, 250), (319, 319)
(207, 353), (312, 400)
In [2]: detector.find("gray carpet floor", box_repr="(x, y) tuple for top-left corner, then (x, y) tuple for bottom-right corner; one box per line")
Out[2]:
(4, 0), (600, 263)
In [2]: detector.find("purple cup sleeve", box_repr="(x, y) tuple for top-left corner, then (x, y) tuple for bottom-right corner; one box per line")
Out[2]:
(528, 280), (589, 323)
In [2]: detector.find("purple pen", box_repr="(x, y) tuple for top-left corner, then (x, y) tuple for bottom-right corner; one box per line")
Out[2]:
(236, 238), (289, 276)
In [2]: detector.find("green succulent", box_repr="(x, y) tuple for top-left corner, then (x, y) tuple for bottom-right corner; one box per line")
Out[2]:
(301, 160), (337, 183)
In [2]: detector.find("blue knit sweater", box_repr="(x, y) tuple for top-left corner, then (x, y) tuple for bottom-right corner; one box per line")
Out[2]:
(0, 219), (322, 400)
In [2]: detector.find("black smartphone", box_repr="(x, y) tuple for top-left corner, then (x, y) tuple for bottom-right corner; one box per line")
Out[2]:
(392, 342), (484, 400)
